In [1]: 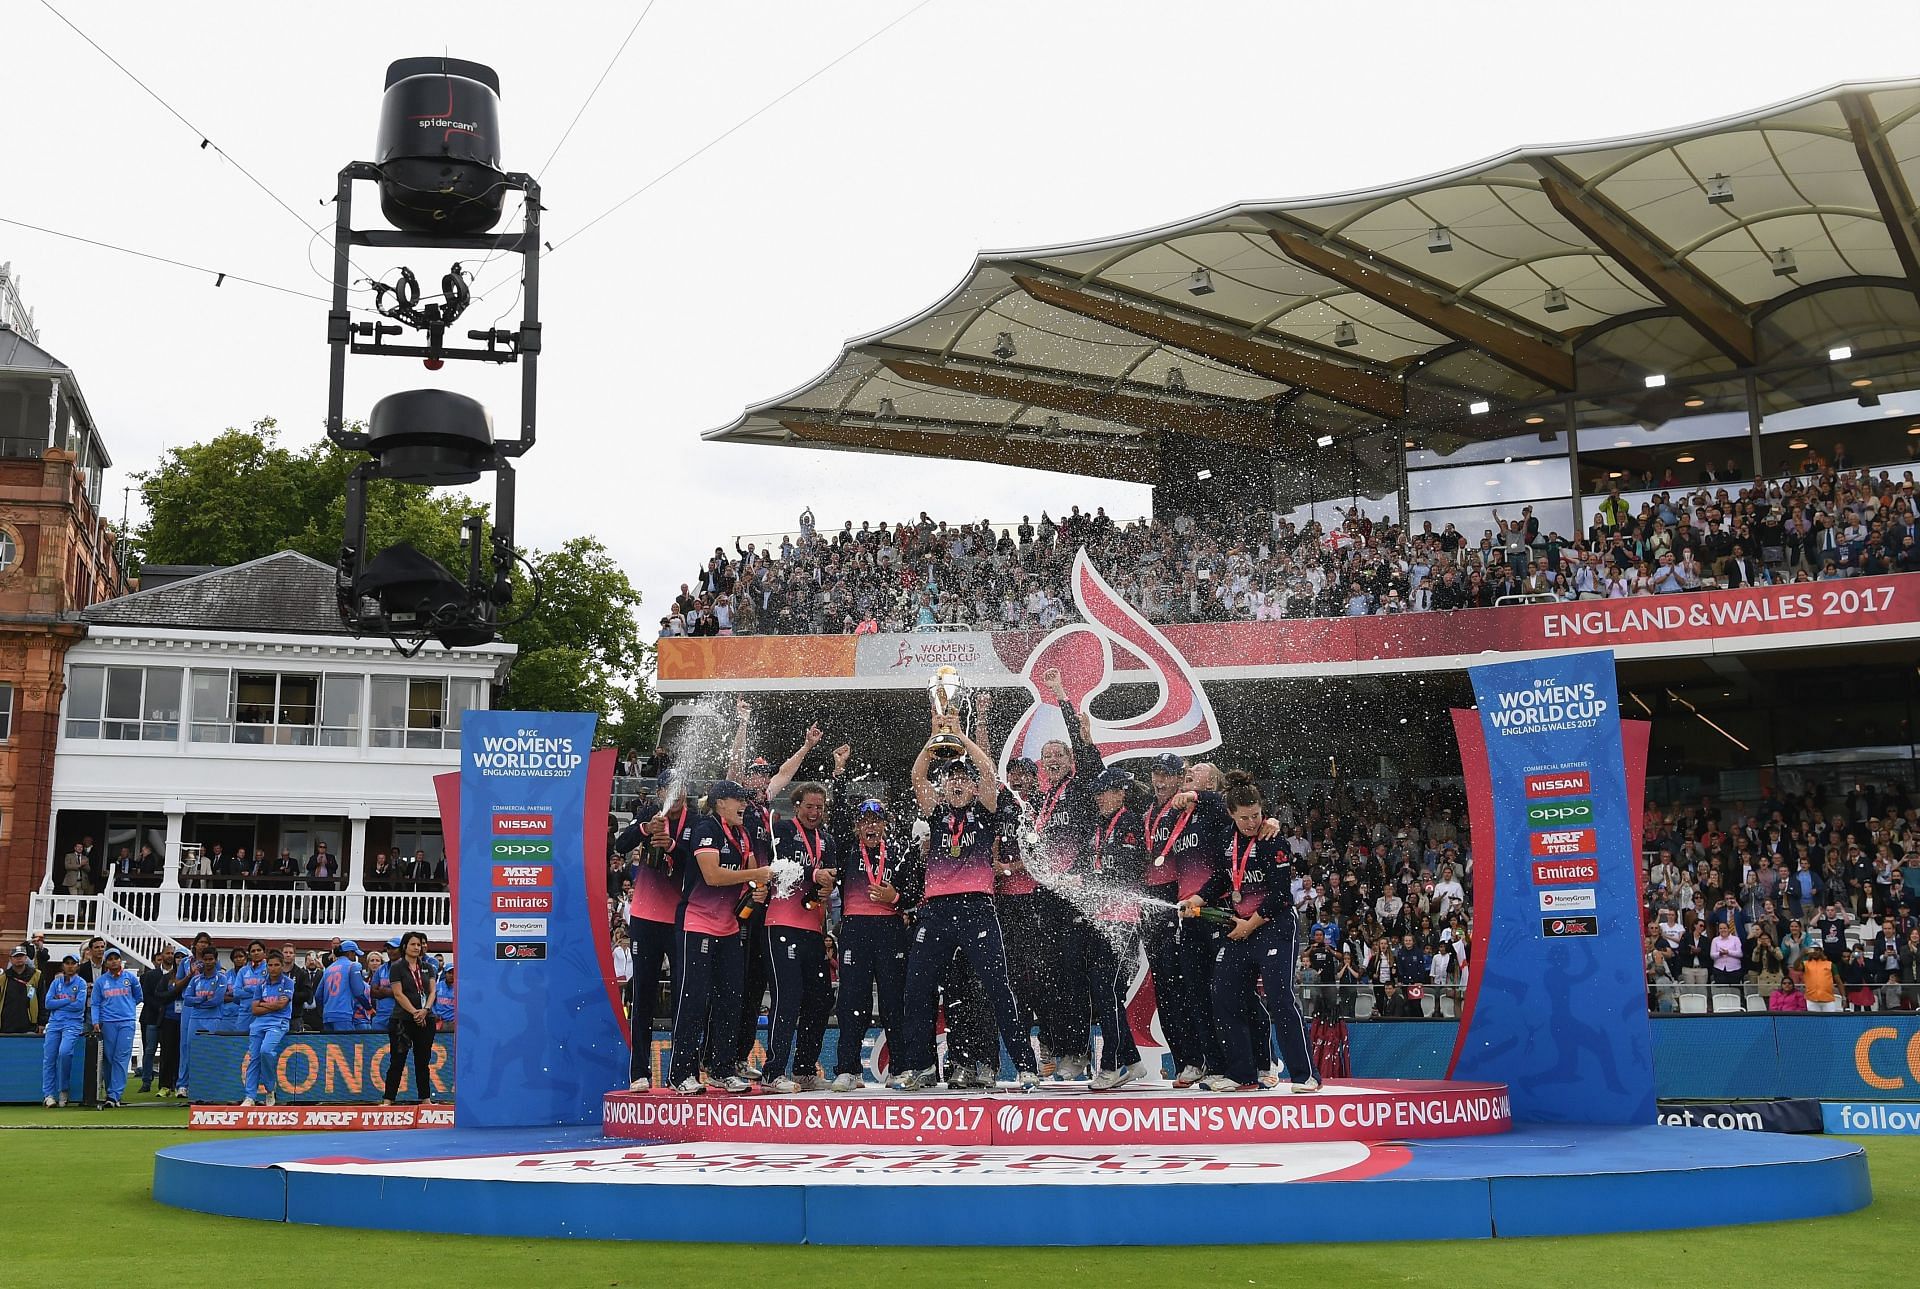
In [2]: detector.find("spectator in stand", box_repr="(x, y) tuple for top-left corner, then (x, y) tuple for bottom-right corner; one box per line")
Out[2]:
(1802, 945), (1840, 1012)
(1708, 921), (1744, 985)
(308, 842), (339, 889)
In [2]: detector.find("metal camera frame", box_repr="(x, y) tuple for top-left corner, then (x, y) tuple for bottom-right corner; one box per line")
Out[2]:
(322, 160), (542, 641)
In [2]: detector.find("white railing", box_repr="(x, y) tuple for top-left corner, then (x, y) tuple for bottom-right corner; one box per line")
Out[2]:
(28, 893), (103, 935)
(178, 887), (349, 929)
(363, 891), (451, 930)
(28, 889), (452, 947)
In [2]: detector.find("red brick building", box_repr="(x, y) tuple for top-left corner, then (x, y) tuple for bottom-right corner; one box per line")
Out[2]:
(1, 288), (126, 942)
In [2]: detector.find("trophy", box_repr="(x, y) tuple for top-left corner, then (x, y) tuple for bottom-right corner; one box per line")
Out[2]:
(924, 665), (972, 762)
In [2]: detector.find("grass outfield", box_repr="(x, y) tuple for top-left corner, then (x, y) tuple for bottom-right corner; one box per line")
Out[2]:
(4, 1098), (1913, 1285)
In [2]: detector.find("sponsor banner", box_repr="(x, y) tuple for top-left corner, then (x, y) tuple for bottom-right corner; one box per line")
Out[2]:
(1526, 800), (1594, 827)
(853, 632), (1010, 679)
(1525, 771), (1590, 798)
(180, 1031), (453, 1104)
(1823, 1102), (1920, 1134)
(188, 1104), (455, 1131)
(282, 1138), (1407, 1187)
(492, 812), (554, 835)
(1654, 1099), (1825, 1134)
(657, 575), (1920, 690)
(603, 1083), (1509, 1147)
(0, 1032), (91, 1103)
(1654, 1015), (1920, 1102)
(1538, 887), (1597, 912)
(459, 712), (627, 1128)
(1532, 859), (1599, 885)
(1455, 650), (1657, 1125)
(491, 840), (554, 860)
(496, 942), (548, 961)
(492, 891), (553, 914)
(1528, 828), (1596, 856)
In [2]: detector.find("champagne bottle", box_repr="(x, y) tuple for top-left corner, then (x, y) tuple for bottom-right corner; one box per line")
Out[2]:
(735, 881), (759, 920)
(1190, 904), (1237, 925)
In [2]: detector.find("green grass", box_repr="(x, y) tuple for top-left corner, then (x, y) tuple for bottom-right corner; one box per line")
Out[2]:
(4, 1097), (1914, 1287)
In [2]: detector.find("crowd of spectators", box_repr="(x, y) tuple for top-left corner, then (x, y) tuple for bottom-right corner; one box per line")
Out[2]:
(1641, 779), (1920, 1012)
(659, 449), (1920, 637)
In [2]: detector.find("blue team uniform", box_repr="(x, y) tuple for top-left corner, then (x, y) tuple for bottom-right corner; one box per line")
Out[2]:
(370, 962), (395, 1029)
(232, 960), (268, 1088)
(320, 956), (371, 1031)
(89, 965), (143, 1103)
(220, 964), (252, 1031)
(245, 973), (297, 1100)
(178, 968), (227, 1096)
(431, 973), (456, 1026)
(41, 973), (89, 1101)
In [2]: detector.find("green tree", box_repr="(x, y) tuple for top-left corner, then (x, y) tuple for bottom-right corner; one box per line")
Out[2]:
(133, 423), (657, 736)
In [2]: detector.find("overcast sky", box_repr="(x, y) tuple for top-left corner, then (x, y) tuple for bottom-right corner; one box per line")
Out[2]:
(5, 1), (1913, 622)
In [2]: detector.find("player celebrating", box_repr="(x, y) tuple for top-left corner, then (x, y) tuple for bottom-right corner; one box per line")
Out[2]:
(760, 781), (839, 1092)
(1183, 772), (1319, 1093)
(827, 745), (919, 1091)
(667, 781), (765, 1095)
(893, 716), (1040, 1091)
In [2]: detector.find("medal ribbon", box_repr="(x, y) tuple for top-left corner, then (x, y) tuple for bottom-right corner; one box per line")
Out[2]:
(860, 841), (888, 888)
(1093, 811), (1127, 874)
(1229, 831), (1257, 895)
(1035, 774), (1072, 832)
(1146, 800), (1196, 869)
(792, 824), (823, 867)
(946, 810), (969, 856)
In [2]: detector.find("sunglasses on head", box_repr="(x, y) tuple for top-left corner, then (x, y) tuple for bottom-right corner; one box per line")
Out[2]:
(857, 800), (889, 816)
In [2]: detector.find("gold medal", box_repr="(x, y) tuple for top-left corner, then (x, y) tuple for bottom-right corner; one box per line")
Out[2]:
(949, 841), (962, 858)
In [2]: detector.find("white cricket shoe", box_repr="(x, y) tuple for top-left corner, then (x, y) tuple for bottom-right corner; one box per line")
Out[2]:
(1172, 1064), (1205, 1088)
(1292, 1077), (1323, 1093)
(890, 1068), (934, 1092)
(830, 1073), (862, 1092)
(1196, 1074), (1241, 1092)
(673, 1076), (706, 1095)
(240, 1097), (257, 1107)
(42, 1096), (55, 1108)
(1014, 1071), (1042, 1093)
(765, 1075), (800, 1094)
(719, 1075), (754, 1094)
(263, 1092), (277, 1106)
(794, 1074), (831, 1092)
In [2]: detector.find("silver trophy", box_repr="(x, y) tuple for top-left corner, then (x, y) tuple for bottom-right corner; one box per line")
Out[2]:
(924, 665), (972, 762)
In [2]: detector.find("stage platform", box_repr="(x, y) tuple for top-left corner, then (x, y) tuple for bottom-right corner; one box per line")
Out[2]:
(602, 1078), (1512, 1146)
(154, 1097), (1871, 1244)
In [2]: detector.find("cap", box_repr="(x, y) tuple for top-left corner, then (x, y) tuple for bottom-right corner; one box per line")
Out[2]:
(709, 779), (751, 802)
(1093, 767), (1133, 793)
(387, 935), (404, 948)
(338, 940), (362, 954)
(940, 759), (980, 780)
(655, 769), (680, 791)
(1007, 756), (1038, 774)
(10, 946), (27, 958)
(61, 954), (78, 964)
(746, 757), (773, 774)
(1150, 753), (1185, 775)
(103, 947), (122, 959)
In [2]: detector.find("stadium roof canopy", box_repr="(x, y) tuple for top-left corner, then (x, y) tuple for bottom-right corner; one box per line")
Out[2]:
(708, 78), (1920, 498)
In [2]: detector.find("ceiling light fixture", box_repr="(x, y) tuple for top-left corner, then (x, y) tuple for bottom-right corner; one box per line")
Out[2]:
(1644, 373), (1666, 389)
(1906, 425), (1920, 436)
(1683, 396), (1706, 408)
(1524, 414), (1546, 426)
(1427, 226), (1453, 253)
(1186, 269), (1215, 296)
(1403, 438), (1416, 449)
(1607, 470), (1624, 479)
(1543, 287), (1569, 313)
(1315, 434), (1335, 448)
(1850, 377), (1874, 388)
(1705, 173), (1734, 205)
(1829, 345), (1853, 362)
(1469, 400), (1491, 415)
(1771, 247), (1797, 277)
(1196, 468), (1213, 481)
(1788, 439), (1809, 450)
(1332, 321), (1358, 348)
(1676, 452), (1696, 464)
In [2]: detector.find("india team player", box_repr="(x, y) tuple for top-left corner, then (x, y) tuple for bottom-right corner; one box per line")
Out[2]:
(88, 947), (141, 1107)
(40, 955), (88, 1107)
(1183, 771), (1320, 1093)
(668, 780), (764, 1095)
(760, 781), (838, 1092)
(893, 717), (1041, 1091)
(240, 949), (296, 1106)
(614, 769), (695, 1091)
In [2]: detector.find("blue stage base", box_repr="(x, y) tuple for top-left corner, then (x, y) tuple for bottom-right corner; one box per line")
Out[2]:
(153, 1120), (1869, 1245)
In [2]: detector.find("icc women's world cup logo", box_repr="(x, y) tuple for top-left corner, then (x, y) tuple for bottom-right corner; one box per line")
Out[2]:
(998, 549), (1220, 775)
